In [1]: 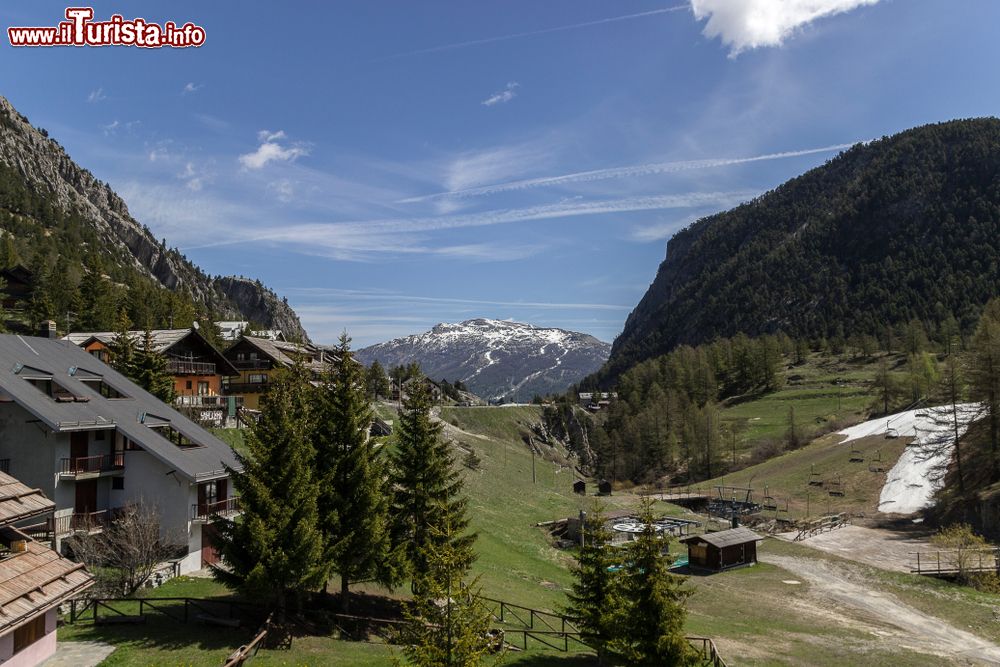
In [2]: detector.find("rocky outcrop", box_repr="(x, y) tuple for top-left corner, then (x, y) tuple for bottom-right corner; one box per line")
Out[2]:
(0, 94), (307, 338)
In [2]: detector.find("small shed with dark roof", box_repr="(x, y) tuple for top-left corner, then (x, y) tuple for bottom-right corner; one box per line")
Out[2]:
(679, 526), (763, 572)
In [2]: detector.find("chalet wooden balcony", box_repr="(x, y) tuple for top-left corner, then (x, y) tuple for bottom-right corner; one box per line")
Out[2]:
(22, 509), (119, 540)
(231, 359), (272, 370)
(58, 453), (125, 478)
(174, 395), (244, 408)
(0, 459), (8, 474)
(166, 359), (217, 375)
(223, 382), (269, 395)
(192, 497), (240, 522)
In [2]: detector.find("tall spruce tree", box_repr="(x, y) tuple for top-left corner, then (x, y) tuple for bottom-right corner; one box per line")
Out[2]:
(397, 520), (500, 667)
(132, 326), (174, 402)
(566, 503), (624, 666)
(968, 298), (1000, 477)
(618, 497), (695, 666)
(108, 309), (137, 378)
(212, 365), (326, 614)
(391, 382), (475, 590)
(313, 333), (396, 612)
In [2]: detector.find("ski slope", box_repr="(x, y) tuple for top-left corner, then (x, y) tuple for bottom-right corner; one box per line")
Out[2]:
(836, 404), (982, 514)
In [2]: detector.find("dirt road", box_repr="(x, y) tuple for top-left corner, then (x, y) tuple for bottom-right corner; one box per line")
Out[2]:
(763, 553), (1000, 665)
(775, 524), (933, 572)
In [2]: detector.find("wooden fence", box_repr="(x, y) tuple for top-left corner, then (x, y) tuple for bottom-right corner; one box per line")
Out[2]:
(911, 548), (1000, 576)
(65, 594), (727, 665)
(67, 596), (264, 625)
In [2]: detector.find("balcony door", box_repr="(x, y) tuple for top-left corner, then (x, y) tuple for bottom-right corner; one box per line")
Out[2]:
(70, 431), (88, 473)
(75, 479), (98, 514)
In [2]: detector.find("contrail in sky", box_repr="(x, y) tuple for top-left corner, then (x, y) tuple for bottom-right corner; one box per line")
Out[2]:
(401, 142), (858, 203)
(377, 6), (688, 61)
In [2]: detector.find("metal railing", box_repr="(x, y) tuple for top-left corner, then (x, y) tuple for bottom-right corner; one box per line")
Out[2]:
(59, 453), (125, 476)
(167, 359), (216, 375)
(192, 497), (240, 521)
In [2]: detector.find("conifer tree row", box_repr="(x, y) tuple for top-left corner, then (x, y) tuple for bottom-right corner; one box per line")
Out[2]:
(211, 337), (478, 627)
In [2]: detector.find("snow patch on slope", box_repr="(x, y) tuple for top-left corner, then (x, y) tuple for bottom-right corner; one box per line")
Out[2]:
(837, 404), (983, 514)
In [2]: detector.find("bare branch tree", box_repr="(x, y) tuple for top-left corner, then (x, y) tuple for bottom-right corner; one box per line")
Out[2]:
(67, 499), (184, 597)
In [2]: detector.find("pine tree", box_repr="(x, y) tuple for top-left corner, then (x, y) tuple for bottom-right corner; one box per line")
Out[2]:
(397, 520), (500, 667)
(566, 503), (624, 665)
(366, 360), (391, 400)
(0, 234), (17, 268)
(132, 326), (174, 402)
(212, 365), (325, 614)
(108, 309), (137, 378)
(391, 382), (475, 591)
(617, 497), (695, 666)
(968, 299), (1000, 477)
(313, 333), (396, 612)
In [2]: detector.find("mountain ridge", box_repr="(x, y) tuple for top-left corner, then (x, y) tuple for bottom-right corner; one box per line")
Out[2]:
(0, 94), (308, 340)
(599, 117), (1000, 383)
(356, 318), (610, 401)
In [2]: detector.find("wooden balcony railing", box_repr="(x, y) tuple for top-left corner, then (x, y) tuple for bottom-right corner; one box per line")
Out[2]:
(59, 453), (125, 476)
(167, 359), (217, 375)
(174, 395), (244, 408)
(192, 497), (240, 521)
(223, 382), (269, 394)
(231, 360), (272, 370)
(23, 509), (120, 540)
(0, 458), (8, 474)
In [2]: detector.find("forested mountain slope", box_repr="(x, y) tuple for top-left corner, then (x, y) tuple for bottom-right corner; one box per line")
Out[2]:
(0, 94), (307, 339)
(601, 119), (1000, 383)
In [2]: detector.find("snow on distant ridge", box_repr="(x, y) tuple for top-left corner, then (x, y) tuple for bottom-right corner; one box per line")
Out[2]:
(837, 404), (982, 514)
(355, 318), (610, 401)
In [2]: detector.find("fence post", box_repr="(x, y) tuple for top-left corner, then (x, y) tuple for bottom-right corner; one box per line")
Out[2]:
(916, 552), (920, 573)
(70, 599), (76, 624)
(184, 599), (189, 623)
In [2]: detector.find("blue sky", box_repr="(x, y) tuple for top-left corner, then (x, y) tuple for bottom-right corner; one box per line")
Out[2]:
(2, 1), (999, 346)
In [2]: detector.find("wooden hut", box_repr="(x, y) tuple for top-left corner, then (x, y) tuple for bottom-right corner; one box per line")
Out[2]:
(597, 479), (613, 496)
(679, 527), (763, 572)
(573, 480), (586, 495)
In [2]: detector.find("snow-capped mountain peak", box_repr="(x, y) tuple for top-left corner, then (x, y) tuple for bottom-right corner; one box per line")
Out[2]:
(356, 319), (610, 401)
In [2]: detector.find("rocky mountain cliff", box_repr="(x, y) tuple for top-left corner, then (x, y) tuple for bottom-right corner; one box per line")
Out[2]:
(0, 95), (308, 341)
(356, 318), (610, 401)
(599, 118), (1000, 383)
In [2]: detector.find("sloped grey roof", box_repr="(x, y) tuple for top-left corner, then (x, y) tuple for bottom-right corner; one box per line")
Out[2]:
(0, 335), (240, 482)
(236, 336), (332, 373)
(63, 328), (238, 376)
(680, 526), (762, 549)
(63, 329), (191, 352)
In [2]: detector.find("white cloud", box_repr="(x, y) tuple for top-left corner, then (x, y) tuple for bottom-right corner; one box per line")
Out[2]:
(691, 0), (880, 55)
(443, 144), (552, 192)
(482, 82), (520, 107)
(257, 129), (287, 143)
(379, 6), (687, 60)
(239, 131), (309, 170)
(180, 162), (205, 191)
(148, 147), (169, 162)
(402, 142), (854, 203)
(182, 82), (203, 95)
(268, 179), (296, 202)
(629, 214), (702, 242)
(87, 87), (106, 103)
